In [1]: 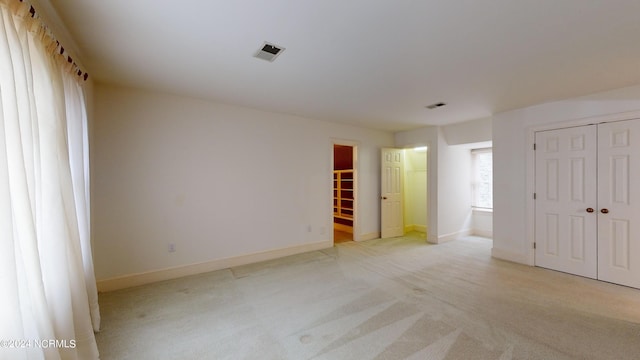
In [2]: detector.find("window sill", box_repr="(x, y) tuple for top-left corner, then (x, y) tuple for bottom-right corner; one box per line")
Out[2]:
(472, 207), (493, 213)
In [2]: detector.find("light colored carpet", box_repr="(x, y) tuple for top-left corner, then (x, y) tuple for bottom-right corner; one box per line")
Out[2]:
(96, 233), (640, 359)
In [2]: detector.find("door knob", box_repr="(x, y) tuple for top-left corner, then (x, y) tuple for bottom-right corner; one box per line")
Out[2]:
(601, 208), (609, 214)
(586, 208), (594, 213)
(381, 196), (387, 200)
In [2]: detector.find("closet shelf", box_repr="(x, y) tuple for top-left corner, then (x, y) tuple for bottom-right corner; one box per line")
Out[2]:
(333, 169), (354, 225)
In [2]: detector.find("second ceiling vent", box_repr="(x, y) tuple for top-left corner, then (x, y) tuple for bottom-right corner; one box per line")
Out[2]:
(254, 42), (285, 62)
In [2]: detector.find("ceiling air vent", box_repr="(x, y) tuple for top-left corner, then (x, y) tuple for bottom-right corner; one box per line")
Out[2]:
(426, 102), (446, 110)
(254, 42), (285, 62)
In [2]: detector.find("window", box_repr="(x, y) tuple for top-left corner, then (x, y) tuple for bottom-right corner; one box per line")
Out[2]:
(471, 148), (493, 209)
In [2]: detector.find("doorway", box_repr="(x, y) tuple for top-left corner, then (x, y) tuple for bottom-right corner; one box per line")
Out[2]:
(380, 147), (428, 239)
(403, 147), (428, 236)
(333, 144), (355, 243)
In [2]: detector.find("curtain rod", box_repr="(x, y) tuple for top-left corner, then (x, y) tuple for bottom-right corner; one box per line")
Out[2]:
(18, 0), (89, 81)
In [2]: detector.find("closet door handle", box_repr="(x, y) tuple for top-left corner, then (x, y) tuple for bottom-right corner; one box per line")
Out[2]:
(381, 196), (387, 200)
(586, 208), (594, 213)
(601, 208), (609, 214)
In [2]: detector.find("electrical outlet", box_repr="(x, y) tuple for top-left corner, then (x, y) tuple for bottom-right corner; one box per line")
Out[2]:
(168, 243), (176, 253)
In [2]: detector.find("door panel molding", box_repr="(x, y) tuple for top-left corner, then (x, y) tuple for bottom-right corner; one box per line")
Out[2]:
(381, 148), (404, 238)
(597, 119), (640, 288)
(534, 125), (598, 279)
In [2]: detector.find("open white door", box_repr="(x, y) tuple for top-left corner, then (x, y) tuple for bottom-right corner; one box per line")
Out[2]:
(381, 148), (404, 238)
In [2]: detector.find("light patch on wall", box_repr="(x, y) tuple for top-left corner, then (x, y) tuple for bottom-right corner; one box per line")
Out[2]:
(413, 146), (427, 152)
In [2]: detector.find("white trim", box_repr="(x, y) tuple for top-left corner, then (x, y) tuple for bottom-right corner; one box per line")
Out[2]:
(472, 207), (493, 213)
(97, 239), (333, 292)
(472, 229), (493, 238)
(531, 110), (640, 133)
(491, 247), (529, 265)
(433, 229), (472, 244)
(525, 110), (640, 268)
(525, 124), (537, 267)
(404, 224), (427, 233)
(471, 147), (492, 154)
(358, 232), (380, 241)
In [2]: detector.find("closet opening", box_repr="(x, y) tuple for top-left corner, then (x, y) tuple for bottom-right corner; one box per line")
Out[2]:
(380, 146), (428, 240)
(402, 146), (428, 239)
(333, 144), (355, 243)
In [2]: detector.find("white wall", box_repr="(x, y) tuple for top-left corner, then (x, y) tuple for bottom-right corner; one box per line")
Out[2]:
(92, 84), (394, 283)
(472, 210), (493, 238)
(493, 84), (640, 264)
(436, 130), (473, 241)
(443, 117), (492, 146)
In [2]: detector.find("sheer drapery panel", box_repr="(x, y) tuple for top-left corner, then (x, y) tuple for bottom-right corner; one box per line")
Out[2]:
(1, 0), (99, 359)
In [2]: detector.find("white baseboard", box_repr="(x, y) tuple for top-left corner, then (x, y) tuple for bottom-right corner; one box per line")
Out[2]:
(491, 247), (529, 265)
(97, 239), (333, 292)
(357, 232), (380, 241)
(472, 229), (493, 238)
(413, 225), (427, 233)
(405, 224), (427, 233)
(433, 229), (472, 244)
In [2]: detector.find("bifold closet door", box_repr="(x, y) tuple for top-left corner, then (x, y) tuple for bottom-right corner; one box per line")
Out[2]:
(597, 119), (640, 289)
(535, 125), (598, 279)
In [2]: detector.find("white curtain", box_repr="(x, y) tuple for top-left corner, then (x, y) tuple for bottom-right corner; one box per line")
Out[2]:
(0, 1), (100, 359)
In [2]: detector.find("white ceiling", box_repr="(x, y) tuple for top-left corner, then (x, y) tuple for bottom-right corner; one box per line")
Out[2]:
(48, 0), (640, 132)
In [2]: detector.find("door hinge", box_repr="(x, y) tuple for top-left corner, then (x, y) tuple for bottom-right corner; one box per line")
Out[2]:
(533, 143), (536, 151)
(533, 242), (536, 249)
(533, 193), (537, 200)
